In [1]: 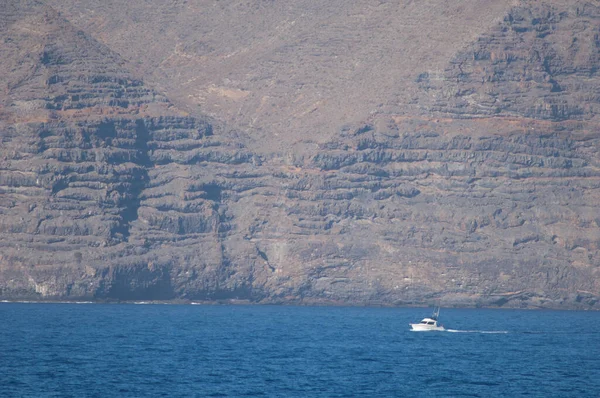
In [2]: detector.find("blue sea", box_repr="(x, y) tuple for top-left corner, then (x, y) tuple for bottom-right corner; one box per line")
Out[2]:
(1, 303), (599, 397)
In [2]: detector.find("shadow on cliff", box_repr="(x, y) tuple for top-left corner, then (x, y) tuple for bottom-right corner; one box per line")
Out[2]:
(98, 263), (175, 301)
(107, 119), (152, 242)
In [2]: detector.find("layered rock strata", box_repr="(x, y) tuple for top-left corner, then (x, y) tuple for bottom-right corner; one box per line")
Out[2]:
(0, 0), (599, 309)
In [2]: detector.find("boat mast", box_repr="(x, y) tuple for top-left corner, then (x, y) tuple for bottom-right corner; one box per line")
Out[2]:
(432, 306), (440, 320)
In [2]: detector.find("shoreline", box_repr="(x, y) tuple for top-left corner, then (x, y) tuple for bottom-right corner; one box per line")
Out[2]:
(1, 298), (597, 311)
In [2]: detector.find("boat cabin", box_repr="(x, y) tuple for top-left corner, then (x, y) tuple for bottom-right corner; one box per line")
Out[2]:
(410, 307), (445, 331)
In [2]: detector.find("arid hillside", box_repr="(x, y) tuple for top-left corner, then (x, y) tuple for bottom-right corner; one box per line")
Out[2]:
(1, 0), (599, 308)
(45, 0), (517, 152)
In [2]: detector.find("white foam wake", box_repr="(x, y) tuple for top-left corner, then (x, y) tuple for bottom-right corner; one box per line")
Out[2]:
(445, 329), (508, 334)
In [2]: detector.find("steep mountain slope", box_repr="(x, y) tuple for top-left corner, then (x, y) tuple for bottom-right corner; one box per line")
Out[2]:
(1, 0), (599, 308)
(45, 0), (516, 152)
(415, 1), (600, 121)
(0, 0), (257, 300)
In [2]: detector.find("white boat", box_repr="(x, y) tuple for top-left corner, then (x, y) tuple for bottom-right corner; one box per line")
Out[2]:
(410, 307), (445, 331)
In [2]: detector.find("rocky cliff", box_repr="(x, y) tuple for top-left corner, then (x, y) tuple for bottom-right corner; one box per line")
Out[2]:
(1, 0), (599, 309)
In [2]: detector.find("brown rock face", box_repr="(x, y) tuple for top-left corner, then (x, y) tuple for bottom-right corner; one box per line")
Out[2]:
(0, 0), (599, 309)
(44, 0), (516, 152)
(416, 2), (600, 121)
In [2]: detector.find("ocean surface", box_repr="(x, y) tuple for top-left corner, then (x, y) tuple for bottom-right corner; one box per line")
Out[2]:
(1, 303), (599, 397)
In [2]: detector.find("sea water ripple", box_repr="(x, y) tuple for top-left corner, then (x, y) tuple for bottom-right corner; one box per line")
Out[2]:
(1, 304), (599, 397)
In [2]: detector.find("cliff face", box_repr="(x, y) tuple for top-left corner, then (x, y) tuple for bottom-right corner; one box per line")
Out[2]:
(44, 0), (516, 152)
(0, 1), (257, 300)
(416, 2), (600, 121)
(1, 0), (599, 308)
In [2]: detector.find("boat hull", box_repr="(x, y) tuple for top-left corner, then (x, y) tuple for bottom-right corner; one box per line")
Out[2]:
(409, 323), (445, 332)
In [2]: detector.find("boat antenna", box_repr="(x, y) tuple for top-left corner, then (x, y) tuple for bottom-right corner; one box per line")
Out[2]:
(431, 306), (440, 320)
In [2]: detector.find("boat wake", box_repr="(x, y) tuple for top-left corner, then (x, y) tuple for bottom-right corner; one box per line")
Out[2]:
(445, 329), (508, 334)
